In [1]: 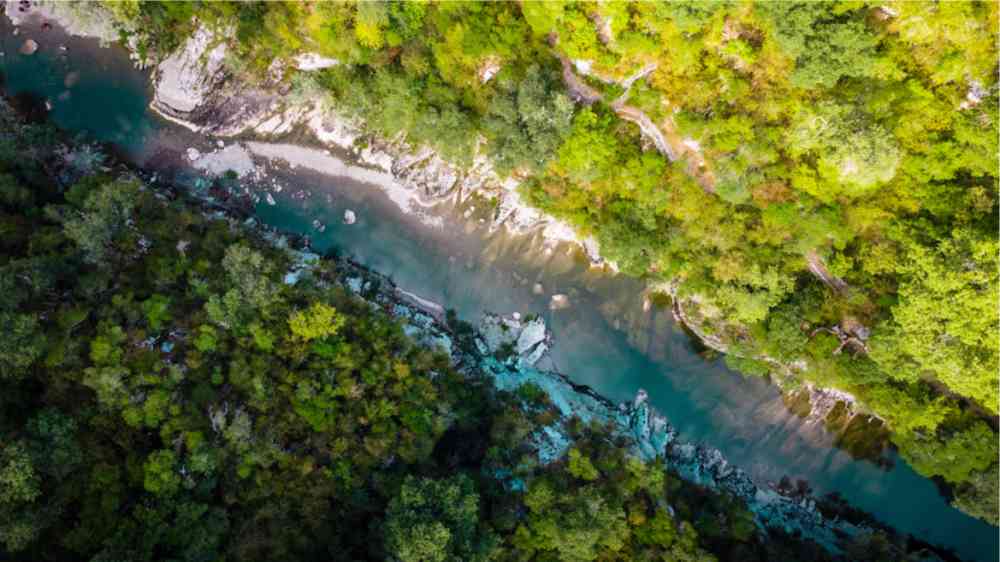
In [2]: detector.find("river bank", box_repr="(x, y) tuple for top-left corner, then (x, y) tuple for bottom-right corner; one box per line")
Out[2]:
(126, 150), (950, 561)
(2, 7), (996, 561)
(143, 16), (885, 433)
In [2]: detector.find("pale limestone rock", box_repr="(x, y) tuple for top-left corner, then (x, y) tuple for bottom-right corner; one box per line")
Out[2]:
(292, 53), (339, 71)
(550, 294), (570, 310)
(153, 25), (228, 115)
(478, 56), (501, 84)
(190, 144), (256, 178)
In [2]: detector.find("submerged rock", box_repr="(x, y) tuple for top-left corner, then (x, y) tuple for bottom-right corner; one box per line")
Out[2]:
(190, 144), (256, 179)
(19, 39), (38, 55)
(549, 294), (570, 310)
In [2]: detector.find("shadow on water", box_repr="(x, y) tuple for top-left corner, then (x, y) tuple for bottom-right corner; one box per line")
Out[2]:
(0, 73), (48, 123)
(1, 10), (996, 562)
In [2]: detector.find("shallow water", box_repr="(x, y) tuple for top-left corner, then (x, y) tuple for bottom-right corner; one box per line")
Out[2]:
(2, 15), (996, 562)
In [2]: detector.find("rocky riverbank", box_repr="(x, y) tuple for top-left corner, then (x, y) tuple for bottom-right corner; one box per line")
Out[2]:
(260, 214), (942, 561)
(659, 280), (890, 462)
(142, 22), (616, 268)
(113, 129), (905, 557)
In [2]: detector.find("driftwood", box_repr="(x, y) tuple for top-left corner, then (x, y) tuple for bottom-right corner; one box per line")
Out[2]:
(805, 249), (850, 295)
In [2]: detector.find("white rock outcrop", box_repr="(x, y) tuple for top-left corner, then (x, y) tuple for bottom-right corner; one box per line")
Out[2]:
(478, 313), (550, 367)
(153, 25), (228, 116)
(292, 53), (339, 71)
(190, 144), (257, 178)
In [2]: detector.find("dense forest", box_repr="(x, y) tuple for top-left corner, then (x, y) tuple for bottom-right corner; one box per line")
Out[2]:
(0, 97), (939, 561)
(89, 0), (1000, 525)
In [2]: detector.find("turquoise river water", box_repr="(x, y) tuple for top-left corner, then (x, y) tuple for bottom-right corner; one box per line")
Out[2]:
(1, 16), (996, 562)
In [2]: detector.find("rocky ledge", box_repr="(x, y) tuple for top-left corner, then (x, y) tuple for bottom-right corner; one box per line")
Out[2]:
(141, 23), (616, 268)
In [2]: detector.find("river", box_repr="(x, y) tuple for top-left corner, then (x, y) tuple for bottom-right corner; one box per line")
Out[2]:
(1, 15), (996, 562)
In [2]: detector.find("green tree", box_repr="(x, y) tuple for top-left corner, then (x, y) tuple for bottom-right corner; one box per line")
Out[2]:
(61, 180), (140, 265)
(0, 311), (43, 379)
(143, 450), (181, 496)
(206, 244), (281, 329)
(0, 442), (42, 551)
(383, 475), (498, 562)
(870, 226), (999, 412)
(786, 102), (900, 199)
(287, 302), (345, 342)
(759, 2), (896, 90)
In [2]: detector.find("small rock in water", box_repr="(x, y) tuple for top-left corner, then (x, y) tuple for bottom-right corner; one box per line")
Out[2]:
(44, 99), (52, 111)
(58, 45), (67, 52)
(20, 39), (38, 55)
(186, 147), (201, 162)
(549, 294), (570, 310)
(343, 209), (357, 225)
(532, 283), (544, 295)
(312, 219), (326, 232)
(265, 193), (276, 206)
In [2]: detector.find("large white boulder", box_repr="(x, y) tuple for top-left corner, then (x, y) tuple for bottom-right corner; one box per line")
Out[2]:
(153, 25), (228, 115)
(292, 53), (339, 71)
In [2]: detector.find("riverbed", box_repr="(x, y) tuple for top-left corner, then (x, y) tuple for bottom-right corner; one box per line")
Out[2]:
(1, 14), (996, 562)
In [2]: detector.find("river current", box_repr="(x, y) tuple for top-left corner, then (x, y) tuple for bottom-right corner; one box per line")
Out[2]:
(1, 16), (996, 562)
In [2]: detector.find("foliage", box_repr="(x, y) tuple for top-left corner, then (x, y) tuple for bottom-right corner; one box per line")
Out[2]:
(97, 0), (1000, 525)
(383, 475), (498, 562)
(0, 113), (841, 561)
